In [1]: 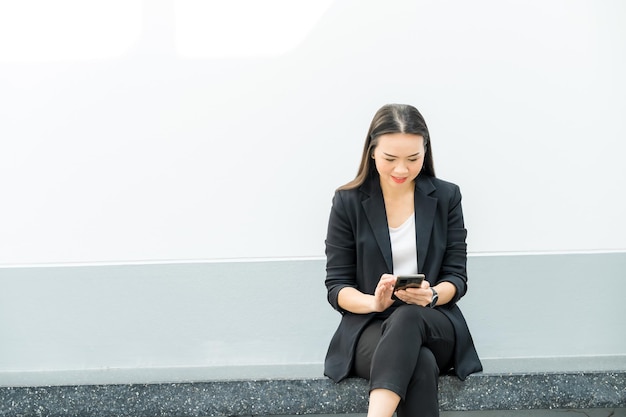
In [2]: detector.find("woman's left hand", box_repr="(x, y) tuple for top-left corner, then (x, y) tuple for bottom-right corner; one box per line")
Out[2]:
(394, 280), (433, 307)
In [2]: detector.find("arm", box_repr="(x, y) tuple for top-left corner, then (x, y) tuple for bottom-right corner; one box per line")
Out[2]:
(438, 184), (468, 304)
(431, 281), (457, 306)
(324, 191), (357, 312)
(338, 275), (396, 313)
(325, 192), (395, 314)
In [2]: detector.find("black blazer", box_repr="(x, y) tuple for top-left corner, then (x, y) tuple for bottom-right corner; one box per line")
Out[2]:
(324, 174), (482, 382)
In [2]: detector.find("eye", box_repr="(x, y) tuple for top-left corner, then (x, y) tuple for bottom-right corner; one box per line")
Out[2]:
(385, 158), (395, 162)
(408, 158), (418, 162)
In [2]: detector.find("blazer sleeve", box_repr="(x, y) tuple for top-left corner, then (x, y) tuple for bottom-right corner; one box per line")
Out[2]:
(438, 184), (468, 305)
(324, 191), (358, 313)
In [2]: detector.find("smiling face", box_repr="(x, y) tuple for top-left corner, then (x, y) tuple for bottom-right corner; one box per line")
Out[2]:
(372, 133), (425, 193)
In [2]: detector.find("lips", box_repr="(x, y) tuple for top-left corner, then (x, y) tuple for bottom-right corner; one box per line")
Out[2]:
(391, 176), (407, 184)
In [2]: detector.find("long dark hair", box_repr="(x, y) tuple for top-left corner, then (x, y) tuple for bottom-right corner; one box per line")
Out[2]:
(339, 104), (435, 190)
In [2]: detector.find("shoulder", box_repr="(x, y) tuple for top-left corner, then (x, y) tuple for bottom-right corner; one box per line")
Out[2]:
(417, 175), (461, 197)
(334, 186), (363, 199)
(333, 177), (376, 203)
(331, 186), (364, 212)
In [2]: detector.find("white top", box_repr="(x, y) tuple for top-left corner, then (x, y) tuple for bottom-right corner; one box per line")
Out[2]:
(389, 213), (418, 275)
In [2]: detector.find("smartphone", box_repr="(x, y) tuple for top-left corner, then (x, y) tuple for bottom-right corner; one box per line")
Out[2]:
(394, 274), (425, 291)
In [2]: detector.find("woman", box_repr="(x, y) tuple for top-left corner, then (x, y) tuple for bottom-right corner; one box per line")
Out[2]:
(324, 104), (482, 417)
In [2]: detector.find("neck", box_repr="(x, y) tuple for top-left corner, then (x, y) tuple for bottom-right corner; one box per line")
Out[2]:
(380, 179), (415, 200)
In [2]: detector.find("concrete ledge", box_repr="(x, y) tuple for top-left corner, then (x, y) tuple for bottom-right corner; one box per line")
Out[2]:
(2, 253), (625, 378)
(2, 370), (625, 417)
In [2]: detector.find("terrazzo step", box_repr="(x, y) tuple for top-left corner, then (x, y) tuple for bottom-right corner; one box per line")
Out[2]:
(1, 368), (624, 417)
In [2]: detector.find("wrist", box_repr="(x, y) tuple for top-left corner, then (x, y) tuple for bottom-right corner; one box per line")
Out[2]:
(370, 294), (382, 312)
(429, 287), (439, 308)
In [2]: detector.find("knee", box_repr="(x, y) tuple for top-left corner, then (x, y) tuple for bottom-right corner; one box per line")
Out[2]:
(384, 305), (427, 331)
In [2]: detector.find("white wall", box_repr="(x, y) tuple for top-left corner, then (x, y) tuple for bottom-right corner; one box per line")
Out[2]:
(1, 0), (625, 265)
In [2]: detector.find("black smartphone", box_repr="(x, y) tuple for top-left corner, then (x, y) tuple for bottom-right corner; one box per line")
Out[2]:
(394, 274), (425, 291)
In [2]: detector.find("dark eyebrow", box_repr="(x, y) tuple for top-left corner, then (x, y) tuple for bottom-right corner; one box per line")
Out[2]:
(383, 152), (421, 158)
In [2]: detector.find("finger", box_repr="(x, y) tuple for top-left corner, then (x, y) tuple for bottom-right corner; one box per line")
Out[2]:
(397, 292), (410, 304)
(380, 273), (394, 280)
(405, 287), (423, 295)
(379, 280), (394, 291)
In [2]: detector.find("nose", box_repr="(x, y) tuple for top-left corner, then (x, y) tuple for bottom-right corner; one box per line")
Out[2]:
(394, 162), (409, 174)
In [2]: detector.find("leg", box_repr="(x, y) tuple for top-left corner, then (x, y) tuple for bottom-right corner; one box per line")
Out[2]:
(354, 321), (400, 417)
(396, 346), (439, 417)
(367, 388), (400, 417)
(352, 307), (454, 417)
(370, 306), (455, 416)
(353, 320), (383, 380)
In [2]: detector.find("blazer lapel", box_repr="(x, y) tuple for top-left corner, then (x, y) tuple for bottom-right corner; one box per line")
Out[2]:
(360, 175), (437, 274)
(361, 179), (393, 272)
(414, 176), (437, 273)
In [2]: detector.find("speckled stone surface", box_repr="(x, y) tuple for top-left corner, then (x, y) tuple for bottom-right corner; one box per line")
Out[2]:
(1, 371), (624, 417)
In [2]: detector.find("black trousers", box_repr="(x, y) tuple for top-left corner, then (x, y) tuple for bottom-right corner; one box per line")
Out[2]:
(353, 305), (455, 417)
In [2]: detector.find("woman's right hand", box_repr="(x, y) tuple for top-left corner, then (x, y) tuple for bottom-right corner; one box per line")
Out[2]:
(337, 274), (397, 314)
(372, 273), (396, 312)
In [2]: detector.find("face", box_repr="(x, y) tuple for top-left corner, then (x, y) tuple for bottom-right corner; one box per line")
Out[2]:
(372, 133), (425, 192)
